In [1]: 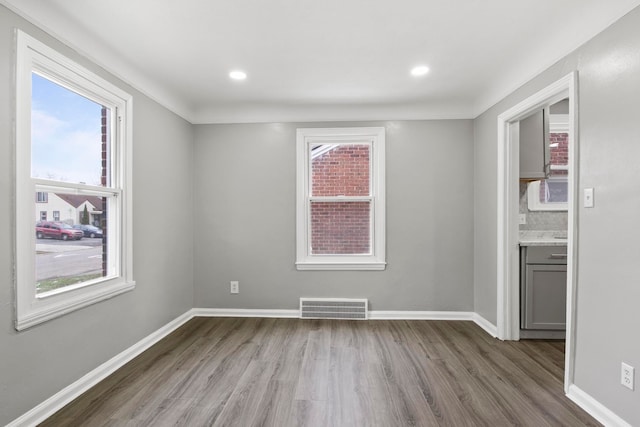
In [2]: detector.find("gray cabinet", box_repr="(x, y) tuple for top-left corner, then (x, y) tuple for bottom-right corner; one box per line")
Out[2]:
(519, 108), (550, 180)
(521, 246), (567, 330)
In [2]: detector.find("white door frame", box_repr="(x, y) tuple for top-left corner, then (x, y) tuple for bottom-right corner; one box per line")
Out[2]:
(496, 72), (578, 392)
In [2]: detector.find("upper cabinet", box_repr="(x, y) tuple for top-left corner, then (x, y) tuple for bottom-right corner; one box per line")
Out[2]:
(519, 108), (550, 180)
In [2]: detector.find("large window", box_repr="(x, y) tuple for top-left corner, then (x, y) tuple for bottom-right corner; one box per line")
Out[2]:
(15, 31), (134, 330)
(296, 127), (386, 270)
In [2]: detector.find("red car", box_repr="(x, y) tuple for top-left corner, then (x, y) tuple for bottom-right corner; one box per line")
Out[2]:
(36, 221), (84, 241)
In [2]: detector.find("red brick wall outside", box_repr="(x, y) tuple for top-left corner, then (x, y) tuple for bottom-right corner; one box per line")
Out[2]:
(311, 202), (370, 254)
(311, 145), (370, 196)
(539, 132), (569, 201)
(549, 132), (568, 176)
(310, 145), (371, 255)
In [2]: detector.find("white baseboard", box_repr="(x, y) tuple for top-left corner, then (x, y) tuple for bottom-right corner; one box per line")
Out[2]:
(7, 310), (195, 427)
(368, 310), (475, 320)
(192, 308), (299, 318)
(471, 313), (498, 337)
(566, 384), (632, 427)
(193, 308), (477, 321)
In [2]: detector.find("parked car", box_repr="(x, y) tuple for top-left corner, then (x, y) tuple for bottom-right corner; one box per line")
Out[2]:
(36, 221), (84, 241)
(72, 224), (104, 238)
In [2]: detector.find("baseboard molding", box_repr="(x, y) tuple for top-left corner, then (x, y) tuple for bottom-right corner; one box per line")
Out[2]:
(471, 313), (498, 337)
(192, 308), (477, 321)
(566, 384), (632, 427)
(7, 310), (195, 427)
(368, 310), (475, 320)
(192, 308), (299, 318)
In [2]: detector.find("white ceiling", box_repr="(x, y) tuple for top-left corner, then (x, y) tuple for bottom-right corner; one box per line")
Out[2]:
(3, 0), (640, 124)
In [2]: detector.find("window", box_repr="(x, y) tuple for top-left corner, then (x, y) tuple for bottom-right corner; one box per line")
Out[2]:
(296, 127), (385, 270)
(36, 191), (48, 202)
(527, 178), (568, 211)
(527, 129), (569, 211)
(14, 31), (134, 330)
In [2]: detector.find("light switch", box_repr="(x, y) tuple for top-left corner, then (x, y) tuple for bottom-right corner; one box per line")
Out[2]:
(584, 188), (594, 208)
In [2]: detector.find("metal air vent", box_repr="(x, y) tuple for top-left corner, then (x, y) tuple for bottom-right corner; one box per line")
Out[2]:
(300, 298), (368, 320)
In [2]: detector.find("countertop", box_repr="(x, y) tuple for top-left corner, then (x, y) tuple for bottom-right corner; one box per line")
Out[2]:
(519, 230), (567, 246)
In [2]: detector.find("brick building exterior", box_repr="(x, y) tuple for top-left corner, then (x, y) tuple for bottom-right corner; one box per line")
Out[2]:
(310, 144), (371, 255)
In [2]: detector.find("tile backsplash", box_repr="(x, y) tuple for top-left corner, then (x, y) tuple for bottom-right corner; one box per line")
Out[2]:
(519, 182), (568, 231)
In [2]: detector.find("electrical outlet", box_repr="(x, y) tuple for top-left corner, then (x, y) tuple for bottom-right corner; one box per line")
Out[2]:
(519, 214), (527, 225)
(230, 281), (239, 294)
(621, 362), (635, 390)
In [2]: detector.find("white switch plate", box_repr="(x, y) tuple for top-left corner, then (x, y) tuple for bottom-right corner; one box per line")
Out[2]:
(519, 214), (527, 225)
(584, 188), (594, 208)
(622, 362), (635, 391)
(230, 281), (239, 294)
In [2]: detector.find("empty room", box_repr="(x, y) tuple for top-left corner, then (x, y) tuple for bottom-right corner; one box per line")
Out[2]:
(1, 1), (639, 426)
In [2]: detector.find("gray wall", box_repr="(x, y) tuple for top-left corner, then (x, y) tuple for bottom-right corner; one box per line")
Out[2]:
(3, 1), (639, 424)
(193, 120), (474, 312)
(474, 6), (640, 425)
(0, 5), (195, 424)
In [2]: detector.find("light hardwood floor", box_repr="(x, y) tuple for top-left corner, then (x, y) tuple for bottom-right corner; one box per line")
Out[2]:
(41, 318), (599, 426)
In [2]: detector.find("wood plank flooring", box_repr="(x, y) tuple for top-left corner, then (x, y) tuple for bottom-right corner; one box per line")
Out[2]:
(40, 318), (600, 426)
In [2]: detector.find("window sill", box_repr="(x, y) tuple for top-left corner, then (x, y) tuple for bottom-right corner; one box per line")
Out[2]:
(15, 279), (135, 331)
(296, 262), (386, 271)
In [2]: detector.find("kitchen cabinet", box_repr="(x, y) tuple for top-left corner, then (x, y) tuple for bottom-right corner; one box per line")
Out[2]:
(520, 246), (567, 330)
(519, 108), (550, 180)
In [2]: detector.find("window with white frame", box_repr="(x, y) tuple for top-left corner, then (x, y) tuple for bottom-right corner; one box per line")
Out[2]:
(53, 211), (60, 221)
(36, 191), (48, 202)
(527, 117), (569, 211)
(296, 127), (386, 270)
(15, 31), (134, 330)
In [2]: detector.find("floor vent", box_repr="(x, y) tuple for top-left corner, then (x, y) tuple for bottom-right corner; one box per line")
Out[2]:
(300, 298), (368, 320)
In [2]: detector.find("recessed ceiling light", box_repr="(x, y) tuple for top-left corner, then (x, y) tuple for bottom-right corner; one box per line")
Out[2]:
(229, 70), (247, 80)
(410, 65), (430, 77)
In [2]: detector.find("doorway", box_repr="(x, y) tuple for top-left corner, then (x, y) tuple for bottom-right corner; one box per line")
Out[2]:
(496, 72), (578, 393)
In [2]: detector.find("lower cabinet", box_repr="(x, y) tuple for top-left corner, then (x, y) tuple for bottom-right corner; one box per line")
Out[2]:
(520, 246), (567, 330)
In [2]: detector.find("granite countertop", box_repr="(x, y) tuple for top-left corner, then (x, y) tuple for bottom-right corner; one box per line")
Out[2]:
(519, 230), (567, 246)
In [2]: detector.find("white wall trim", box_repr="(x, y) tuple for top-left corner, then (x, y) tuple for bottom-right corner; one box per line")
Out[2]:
(368, 310), (474, 320)
(497, 72), (575, 340)
(192, 308), (479, 321)
(7, 310), (195, 427)
(567, 385), (632, 427)
(471, 313), (498, 337)
(496, 72), (578, 395)
(192, 308), (299, 318)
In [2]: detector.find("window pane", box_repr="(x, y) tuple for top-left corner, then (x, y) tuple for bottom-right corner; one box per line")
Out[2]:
(549, 132), (568, 167)
(311, 144), (370, 196)
(539, 179), (568, 204)
(31, 73), (111, 186)
(35, 191), (108, 295)
(311, 201), (370, 255)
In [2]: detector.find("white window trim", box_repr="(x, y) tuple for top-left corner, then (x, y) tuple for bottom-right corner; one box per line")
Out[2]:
(14, 30), (135, 331)
(296, 127), (386, 271)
